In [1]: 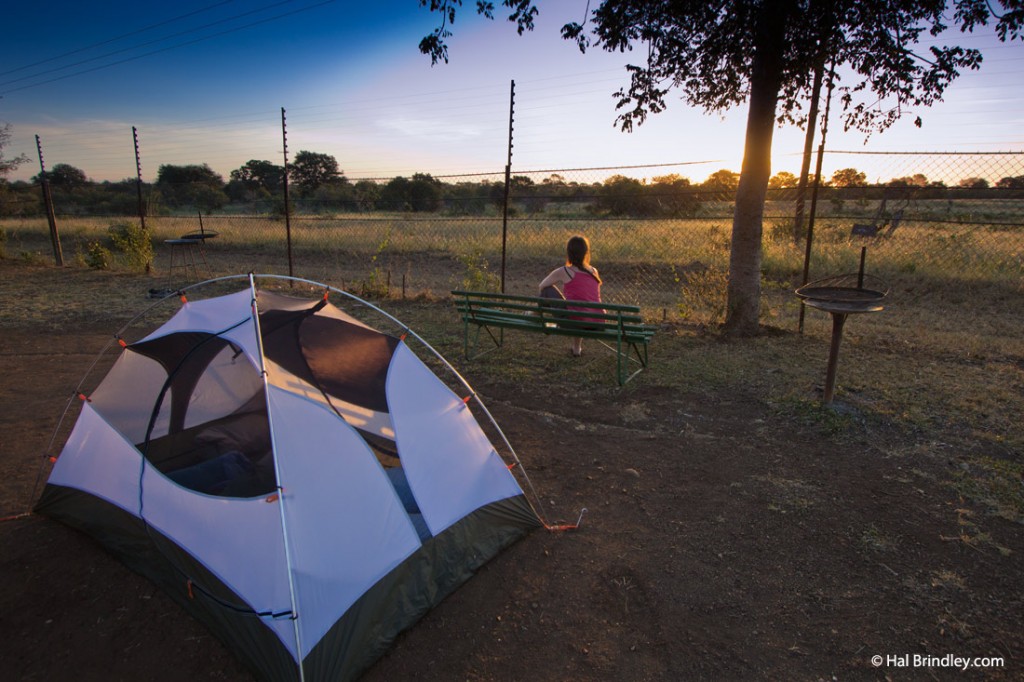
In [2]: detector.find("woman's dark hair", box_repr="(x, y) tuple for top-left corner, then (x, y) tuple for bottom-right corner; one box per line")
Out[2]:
(565, 235), (601, 283)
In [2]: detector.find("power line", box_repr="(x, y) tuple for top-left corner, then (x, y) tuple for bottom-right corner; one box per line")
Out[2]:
(0, 0), (237, 77)
(0, 1), (301, 88)
(0, 0), (336, 95)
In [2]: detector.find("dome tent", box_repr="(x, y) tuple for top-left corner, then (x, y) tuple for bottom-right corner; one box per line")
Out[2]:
(35, 274), (542, 681)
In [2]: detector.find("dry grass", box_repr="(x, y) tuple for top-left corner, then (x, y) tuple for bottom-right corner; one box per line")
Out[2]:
(2, 209), (1021, 522)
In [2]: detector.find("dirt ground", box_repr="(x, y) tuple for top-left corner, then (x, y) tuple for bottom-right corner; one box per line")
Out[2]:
(1, 266), (1021, 681)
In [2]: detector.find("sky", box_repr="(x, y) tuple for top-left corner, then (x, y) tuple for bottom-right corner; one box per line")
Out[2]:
(2, 1), (1022, 185)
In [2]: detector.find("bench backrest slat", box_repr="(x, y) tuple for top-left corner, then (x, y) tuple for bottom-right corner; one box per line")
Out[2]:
(452, 290), (655, 336)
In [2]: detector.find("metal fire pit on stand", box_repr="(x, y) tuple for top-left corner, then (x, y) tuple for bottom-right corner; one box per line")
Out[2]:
(796, 248), (889, 405)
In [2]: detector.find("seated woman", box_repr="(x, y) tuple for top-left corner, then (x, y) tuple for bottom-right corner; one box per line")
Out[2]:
(538, 234), (604, 357)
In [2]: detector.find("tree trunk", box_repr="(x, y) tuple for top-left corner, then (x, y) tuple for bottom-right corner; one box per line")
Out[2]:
(723, 0), (793, 337)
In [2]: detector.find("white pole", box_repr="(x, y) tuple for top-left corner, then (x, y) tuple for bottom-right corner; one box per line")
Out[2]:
(246, 273), (306, 682)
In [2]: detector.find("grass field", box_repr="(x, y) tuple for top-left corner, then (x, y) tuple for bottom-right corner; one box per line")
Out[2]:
(3, 201), (1020, 324)
(1, 208), (1021, 459)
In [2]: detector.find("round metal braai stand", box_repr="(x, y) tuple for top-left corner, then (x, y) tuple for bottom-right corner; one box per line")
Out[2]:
(796, 248), (889, 405)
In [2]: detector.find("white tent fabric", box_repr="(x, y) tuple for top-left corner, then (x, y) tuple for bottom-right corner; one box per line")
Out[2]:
(388, 344), (525, 536)
(269, 385), (423, 658)
(37, 278), (542, 682)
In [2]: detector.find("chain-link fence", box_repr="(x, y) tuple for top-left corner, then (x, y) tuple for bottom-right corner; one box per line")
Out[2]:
(2, 152), (1021, 331)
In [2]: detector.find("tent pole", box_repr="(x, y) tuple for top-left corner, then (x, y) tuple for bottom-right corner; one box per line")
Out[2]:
(158, 272), (550, 522)
(246, 274), (307, 682)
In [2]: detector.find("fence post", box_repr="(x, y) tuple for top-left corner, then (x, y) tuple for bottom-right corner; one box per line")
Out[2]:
(793, 61), (824, 245)
(35, 135), (64, 266)
(133, 127), (147, 232)
(500, 79), (515, 293)
(798, 62), (836, 334)
(281, 107), (294, 280)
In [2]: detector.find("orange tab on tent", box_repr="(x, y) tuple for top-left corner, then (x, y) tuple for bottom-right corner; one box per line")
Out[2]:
(77, 393), (91, 402)
(117, 337), (127, 348)
(187, 580), (194, 600)
(265, 493), (279, 504)
(179, 293), (188, 304)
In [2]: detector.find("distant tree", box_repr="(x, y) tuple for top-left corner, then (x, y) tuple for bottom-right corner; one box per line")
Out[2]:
(156, 163), (226, 210)
(156, 163), (223, 187)
(768, 171), (799, 189)
(996, 175), (1024, 189)
(291, 151), (342, 197)
(830, 168), (867, 188)
(43, 163), (90, 188)
(0, 123), (29, 179)
(651, 173), (690, 186)
(375, 173), (442, 212)
(509, 174), (548, 212)
(312, 181), (359, 212)
(381, 176), (410, 211)
(421, 0), (1024, 336)
(702, 169), (741, 193)
(352, 180), (382, 211)
(445, 180), (490, 215)
(958, 177), (989, 189)
(651, 173), (701, 217)
(230, 159), (285, 195)
(888, 174), (929, 188)
(408, 173), (443, 212)
(598, 174), (652, 215)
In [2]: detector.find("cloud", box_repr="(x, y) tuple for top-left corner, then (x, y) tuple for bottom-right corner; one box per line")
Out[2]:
(376, 115), (483, 141)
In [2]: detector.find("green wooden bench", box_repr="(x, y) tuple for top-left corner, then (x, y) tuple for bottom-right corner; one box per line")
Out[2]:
(451, 290), (656, 385)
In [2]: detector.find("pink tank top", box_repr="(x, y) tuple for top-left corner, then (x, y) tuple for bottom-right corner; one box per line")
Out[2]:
(563, 267), (602, 322)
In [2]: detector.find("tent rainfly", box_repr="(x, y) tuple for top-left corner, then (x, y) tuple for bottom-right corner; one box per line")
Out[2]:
(36, 275), (542, 681)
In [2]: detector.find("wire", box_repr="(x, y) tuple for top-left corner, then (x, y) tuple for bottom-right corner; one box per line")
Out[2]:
(0, 0), (336, 95)
(0, 1), (300, 88)
(0, 0), (237, 77)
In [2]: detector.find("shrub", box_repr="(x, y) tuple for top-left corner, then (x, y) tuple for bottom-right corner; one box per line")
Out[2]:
(355, 228), (392, 298)
(108, 221), (153, 271)
(85, 240), (111, 270)
(676, 264), (729, 327)
(457, 250), (501, 292)
(18, 250), (47, 266)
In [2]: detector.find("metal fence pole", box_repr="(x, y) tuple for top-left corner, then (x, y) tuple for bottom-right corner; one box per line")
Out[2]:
(798, 63), (836, 334)
(133, 126), (147, 232)
(793, 61), (823, 245)
(281, 107), (294, 279)
(500, 80), (516, 293)
(35, 135), (63, 266)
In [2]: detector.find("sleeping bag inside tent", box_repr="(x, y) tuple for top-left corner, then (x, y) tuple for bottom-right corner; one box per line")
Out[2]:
(35, 280), (542, 682)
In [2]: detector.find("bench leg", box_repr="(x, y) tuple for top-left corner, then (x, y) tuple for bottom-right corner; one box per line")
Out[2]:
(465, 323), (504, 361)
(616, 340), (649, 386)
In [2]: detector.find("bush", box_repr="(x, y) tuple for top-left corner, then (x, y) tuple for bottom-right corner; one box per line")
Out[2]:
(84, 240), (111, 270)
(457, 251), (501, 292)
(108, 221), (153, 271)
(677, 265), (729, 327)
